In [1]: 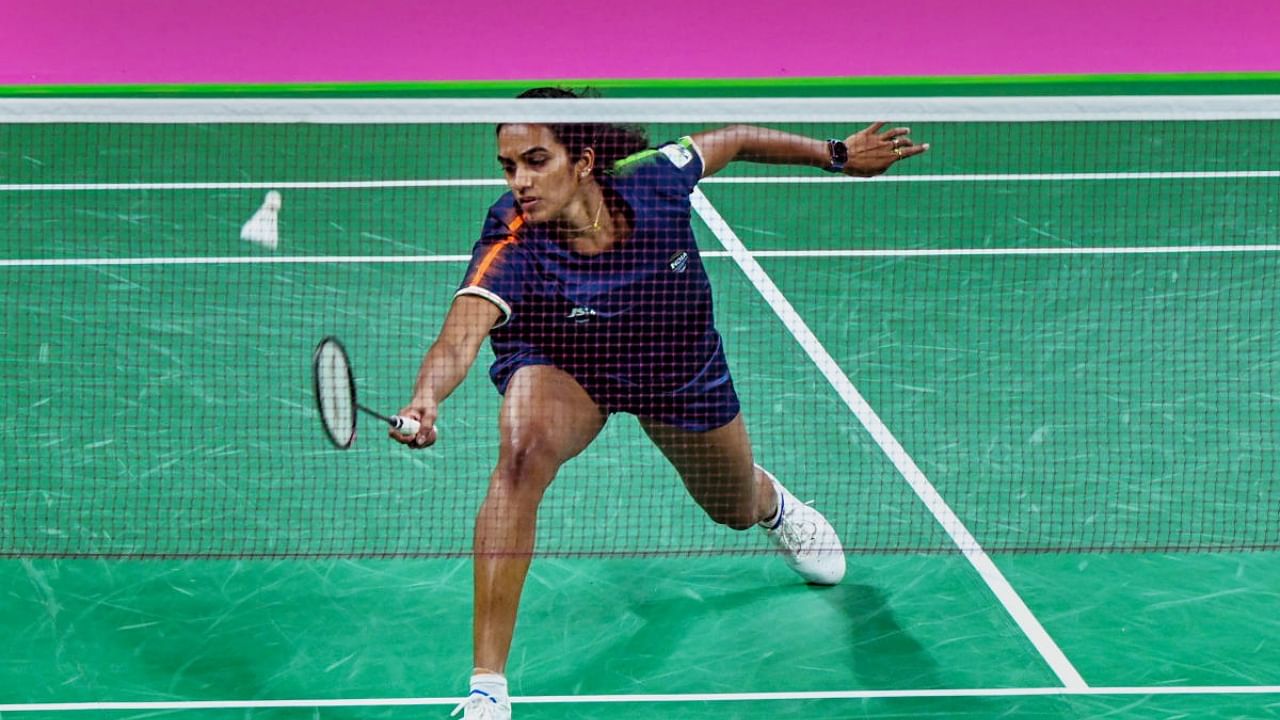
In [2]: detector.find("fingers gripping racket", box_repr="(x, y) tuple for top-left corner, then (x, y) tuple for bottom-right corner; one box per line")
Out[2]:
(312, 336), (419, 449)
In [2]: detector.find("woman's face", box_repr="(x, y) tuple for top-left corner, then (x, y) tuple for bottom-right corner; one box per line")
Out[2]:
(496, 124), (589, 224)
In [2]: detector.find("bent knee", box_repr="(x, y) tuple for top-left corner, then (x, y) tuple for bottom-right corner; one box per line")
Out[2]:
(486, 428), (568, 501)
(499, 426), (567, 476)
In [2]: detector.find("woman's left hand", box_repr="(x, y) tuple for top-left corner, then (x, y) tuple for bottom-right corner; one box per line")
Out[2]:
(844, 122), (929, 177)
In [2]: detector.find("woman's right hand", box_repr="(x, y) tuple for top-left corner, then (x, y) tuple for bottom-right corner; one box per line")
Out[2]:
(390, 398), (439, 448)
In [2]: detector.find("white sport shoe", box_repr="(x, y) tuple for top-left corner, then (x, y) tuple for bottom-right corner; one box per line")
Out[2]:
(762, 477), (846, 585)
(450, 690), (512, 719)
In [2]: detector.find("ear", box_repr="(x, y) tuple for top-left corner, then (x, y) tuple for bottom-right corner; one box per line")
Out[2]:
(575, 147), (596, 180)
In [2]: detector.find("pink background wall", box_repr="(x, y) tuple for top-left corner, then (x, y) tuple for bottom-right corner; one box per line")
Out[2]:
(1, 0), (1276, 85)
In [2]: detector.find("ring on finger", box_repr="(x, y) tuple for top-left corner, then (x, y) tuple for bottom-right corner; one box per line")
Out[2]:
(893, 146), (903, 157)
(891, 137), (901, 148)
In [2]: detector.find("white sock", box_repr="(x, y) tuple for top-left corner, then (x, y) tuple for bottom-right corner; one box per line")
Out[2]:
(757, 473), (784, 530)
(468, 672), (508, 706)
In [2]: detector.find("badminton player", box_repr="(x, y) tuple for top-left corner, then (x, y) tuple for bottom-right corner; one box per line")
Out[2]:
(392, 87), (928, 719)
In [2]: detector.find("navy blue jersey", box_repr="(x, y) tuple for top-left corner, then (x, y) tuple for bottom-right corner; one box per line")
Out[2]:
(456, 137), (734, 422)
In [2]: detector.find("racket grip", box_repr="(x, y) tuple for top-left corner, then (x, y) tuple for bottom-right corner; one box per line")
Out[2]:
(390, 416), (421, 436)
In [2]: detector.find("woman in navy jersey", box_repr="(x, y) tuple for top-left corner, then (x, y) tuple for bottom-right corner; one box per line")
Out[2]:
(392, 88), (927, 720)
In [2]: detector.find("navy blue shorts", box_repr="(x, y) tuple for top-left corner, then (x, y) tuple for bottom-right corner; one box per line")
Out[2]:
(489, 341), (741, 433)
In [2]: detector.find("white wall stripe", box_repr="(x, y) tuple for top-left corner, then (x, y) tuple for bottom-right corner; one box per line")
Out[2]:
(691, 187), (1087, 689)
(3, 95), (1280, 123)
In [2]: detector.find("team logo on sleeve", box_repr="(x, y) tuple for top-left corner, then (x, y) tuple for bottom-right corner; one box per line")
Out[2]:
(567, 306), (598, 324)
(668, 251), (690, 273)
(659, 143), (694, 168)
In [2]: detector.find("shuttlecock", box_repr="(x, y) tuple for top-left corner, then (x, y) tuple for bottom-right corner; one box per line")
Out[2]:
(240, 191), (282, 250)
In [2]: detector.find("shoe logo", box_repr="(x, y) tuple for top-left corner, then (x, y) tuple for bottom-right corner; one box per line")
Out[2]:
(668, 251), (689, 273)
(567, 306), (598, 324)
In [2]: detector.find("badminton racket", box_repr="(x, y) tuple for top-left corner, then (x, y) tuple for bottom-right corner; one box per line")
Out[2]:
(312, 336), (420, 449)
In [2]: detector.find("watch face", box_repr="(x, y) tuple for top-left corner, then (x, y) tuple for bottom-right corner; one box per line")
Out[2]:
(831, 140), (848, 165)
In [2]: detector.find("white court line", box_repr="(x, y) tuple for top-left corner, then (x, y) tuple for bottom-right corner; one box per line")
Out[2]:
(748, 245), (1280, 257)
(3, 685), (1279, 712)
(0, 255), (474, 267)
(2, 170), (1278, 192)
(691, 187), (1088, 689)
(3, 244), (1279, 268)
(705, 170), (1280, 183)
(0, 179), (506, 191)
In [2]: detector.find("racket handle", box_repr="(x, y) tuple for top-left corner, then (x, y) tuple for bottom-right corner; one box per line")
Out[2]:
(390, 416), (421, 436)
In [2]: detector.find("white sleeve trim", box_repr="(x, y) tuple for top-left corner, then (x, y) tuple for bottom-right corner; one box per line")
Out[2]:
(454, 286), (512, 328)
(684, 135), (706, 173)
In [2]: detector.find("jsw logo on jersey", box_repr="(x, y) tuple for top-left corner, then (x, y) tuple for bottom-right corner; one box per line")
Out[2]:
(668, 251), (690, 273)
(567, 306), (598, 324)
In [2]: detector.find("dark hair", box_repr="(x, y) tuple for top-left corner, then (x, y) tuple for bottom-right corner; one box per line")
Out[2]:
(497, 87), (649, 179)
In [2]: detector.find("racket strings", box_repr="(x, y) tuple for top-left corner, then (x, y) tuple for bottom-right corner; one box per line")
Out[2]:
(316, 340), (356, 446)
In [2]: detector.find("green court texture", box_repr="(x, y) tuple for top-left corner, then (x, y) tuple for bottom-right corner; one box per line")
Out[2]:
(1, 113), (1278, 718)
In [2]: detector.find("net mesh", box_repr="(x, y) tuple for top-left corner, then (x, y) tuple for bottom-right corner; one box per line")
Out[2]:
(1, 97), (1278, 558)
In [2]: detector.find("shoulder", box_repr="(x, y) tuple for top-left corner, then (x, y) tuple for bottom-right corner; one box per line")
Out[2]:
(484, 192), (520, 222)
(611, 136), (704, 183)
(482, 192), (525, 237)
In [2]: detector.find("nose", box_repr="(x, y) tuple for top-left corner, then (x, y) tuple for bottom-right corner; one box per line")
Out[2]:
(511, 165), (533, 192)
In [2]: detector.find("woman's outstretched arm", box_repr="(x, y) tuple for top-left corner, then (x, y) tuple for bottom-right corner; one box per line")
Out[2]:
(692, 122), (928, 178)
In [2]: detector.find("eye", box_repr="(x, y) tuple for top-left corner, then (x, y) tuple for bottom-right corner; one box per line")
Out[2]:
(526, 154), (549, 168)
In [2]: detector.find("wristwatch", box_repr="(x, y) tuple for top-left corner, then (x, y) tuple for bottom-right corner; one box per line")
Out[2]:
(824, 139), (848, 173)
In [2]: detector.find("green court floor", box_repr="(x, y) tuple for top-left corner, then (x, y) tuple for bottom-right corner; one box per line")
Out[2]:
(1, 117), (1278, 718)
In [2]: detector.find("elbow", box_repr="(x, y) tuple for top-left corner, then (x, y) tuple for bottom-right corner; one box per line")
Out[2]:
(725, 124), (754, 149)
(429, 338), (478, 374)
(438, 325), (490, 370)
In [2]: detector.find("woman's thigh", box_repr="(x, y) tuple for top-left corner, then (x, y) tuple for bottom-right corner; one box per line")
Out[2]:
(495, 364), (608, 484)
(638, 413), (757, 513)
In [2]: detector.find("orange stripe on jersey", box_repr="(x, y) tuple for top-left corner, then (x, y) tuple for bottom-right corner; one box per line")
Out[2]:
(468, 214), (524, 287)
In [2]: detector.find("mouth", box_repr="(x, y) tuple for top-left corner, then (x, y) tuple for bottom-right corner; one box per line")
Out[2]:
(518, 197), (540, 212)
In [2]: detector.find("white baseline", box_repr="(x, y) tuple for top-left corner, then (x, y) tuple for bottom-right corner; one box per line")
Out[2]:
(3, 685), (1280, 712)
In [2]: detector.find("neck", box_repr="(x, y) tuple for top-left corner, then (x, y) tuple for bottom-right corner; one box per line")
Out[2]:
(571, 200), (604, 234)
(557, 187), (609, 238)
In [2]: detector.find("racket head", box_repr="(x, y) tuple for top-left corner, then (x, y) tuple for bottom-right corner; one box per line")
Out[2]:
(312, 336), (358, 449)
